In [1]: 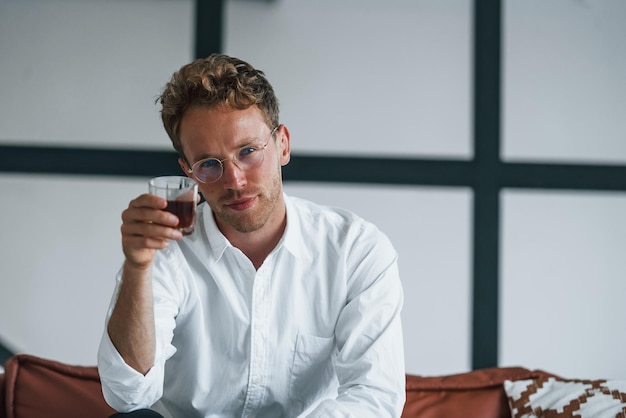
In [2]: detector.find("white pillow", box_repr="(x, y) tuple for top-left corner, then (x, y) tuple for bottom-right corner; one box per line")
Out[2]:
(504, 376), (626, 418)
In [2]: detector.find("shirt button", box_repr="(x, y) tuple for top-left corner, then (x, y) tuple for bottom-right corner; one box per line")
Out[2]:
(252, 375), (262, 385)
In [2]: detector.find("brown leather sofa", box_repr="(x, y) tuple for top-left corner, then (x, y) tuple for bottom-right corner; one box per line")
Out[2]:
(0, 354), (555, 418)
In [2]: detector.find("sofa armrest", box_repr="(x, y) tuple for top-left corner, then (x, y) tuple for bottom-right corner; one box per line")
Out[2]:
(3, 354), (114, 418)
(401, 366), (557, 418)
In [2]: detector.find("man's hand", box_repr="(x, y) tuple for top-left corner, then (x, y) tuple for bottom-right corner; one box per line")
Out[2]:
(120, 193), (183, 270)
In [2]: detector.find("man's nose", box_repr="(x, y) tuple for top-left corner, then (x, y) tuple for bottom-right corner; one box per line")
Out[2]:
(220, 159), (247, 189)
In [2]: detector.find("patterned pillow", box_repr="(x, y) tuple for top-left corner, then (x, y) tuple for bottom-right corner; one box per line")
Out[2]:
(504, 376), (626, 418)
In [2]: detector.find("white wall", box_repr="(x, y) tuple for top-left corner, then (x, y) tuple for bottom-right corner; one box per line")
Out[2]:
(500, 0), (626, 380)
(0, 0), (624, 380)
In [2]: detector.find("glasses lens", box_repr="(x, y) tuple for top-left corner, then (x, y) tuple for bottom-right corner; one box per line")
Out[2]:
(237, 146), (265, 170)
(193, 159), (222, 183)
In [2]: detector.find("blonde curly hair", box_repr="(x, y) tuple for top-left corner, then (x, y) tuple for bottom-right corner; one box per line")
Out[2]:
(158, 54), (280, 157)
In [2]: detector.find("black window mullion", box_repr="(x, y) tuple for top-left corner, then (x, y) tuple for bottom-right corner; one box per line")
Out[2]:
(194, 0), (224, 59)
(471, 0), (503, 370)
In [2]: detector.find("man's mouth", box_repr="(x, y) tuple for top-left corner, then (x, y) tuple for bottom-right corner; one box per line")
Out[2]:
(225, 196), (257, 211)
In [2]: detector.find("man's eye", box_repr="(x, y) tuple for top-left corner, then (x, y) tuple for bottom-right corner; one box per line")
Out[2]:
(239, 146), (258, 158)
(200, 159), (220, 169)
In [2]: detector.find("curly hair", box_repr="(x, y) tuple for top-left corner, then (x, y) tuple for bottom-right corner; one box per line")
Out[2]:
(158, 54), (280, 157)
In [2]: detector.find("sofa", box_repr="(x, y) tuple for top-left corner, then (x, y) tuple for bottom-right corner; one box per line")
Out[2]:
(1, 354), (623, 418)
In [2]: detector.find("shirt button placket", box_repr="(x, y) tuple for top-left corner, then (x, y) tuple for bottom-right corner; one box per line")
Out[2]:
(243, 267), (270, 416)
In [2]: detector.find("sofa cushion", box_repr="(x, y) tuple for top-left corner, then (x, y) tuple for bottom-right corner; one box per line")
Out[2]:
(504, 376), (626, 418)
(402, 366), (557, 418)
(3, 354), (115, 418)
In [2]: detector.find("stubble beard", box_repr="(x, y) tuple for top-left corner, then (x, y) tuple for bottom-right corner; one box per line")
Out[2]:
(212, 174), (283, 233)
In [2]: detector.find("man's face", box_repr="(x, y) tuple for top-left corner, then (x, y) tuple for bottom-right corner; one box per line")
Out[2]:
(178, 106), (290, 235)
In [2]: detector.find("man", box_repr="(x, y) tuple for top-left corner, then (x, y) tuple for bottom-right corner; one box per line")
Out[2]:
(98, 54), (405, 417)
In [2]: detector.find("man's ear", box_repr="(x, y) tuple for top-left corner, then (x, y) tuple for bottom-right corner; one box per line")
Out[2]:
(277, 124), (291, 166)
(179, 157), (192, 177)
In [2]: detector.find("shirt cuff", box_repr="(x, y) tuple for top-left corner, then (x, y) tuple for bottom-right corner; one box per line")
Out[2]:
(97, 329), (164, 411)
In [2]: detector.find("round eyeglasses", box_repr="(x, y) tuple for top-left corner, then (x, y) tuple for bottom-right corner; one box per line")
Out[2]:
(187, 126), (278, 184)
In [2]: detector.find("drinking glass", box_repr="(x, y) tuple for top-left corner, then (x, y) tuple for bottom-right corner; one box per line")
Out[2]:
(148, 176), (198, 236)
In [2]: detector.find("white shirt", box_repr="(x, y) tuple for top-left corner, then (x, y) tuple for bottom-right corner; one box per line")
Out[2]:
(98, 194), (405, 418)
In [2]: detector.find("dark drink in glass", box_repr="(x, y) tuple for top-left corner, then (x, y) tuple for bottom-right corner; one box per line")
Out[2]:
(148, 176), (198, 236)
(166, 200), (196, 235)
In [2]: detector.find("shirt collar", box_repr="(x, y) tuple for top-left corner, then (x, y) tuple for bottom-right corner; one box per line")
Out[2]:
(192, 194), (311, 264)
(280, 193), (311, 262)
(200, 203), (231, 262)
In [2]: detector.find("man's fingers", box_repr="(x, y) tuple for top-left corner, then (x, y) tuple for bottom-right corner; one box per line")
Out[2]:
(122, 235), (170, 251)
(122, 206), (179, 228)
(121, 222), (182, 241)
(129, 193), (168, 209)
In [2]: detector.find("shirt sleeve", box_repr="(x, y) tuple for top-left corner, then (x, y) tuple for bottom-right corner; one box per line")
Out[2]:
(305, 223), (406, 417)
(97, 322), (167, 411)
(97, 249), (182, 412)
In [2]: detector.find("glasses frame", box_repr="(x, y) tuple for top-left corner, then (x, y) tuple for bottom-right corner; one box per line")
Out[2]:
(187, 126), (279, 184)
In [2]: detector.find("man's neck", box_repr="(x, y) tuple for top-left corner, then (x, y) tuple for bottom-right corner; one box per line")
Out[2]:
(217, 203), (287, 270)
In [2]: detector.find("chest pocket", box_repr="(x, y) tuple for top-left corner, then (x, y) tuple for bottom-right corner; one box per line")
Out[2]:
(289, 332), (337, 411)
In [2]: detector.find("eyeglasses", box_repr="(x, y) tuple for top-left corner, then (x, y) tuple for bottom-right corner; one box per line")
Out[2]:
(187, 126), (278, 184)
